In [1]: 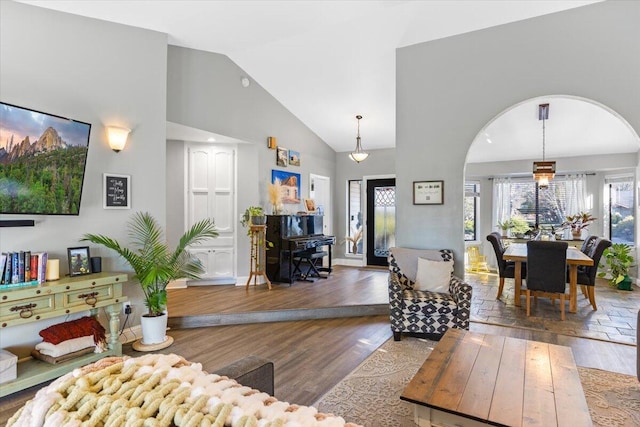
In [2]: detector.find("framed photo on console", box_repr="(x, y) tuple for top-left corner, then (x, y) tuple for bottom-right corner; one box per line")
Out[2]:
(413, 180), (444, 205)
(67, 246), (92, 276)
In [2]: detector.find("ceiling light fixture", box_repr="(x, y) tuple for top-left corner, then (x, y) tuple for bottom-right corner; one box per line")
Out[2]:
(532, 103), (555, 189)
(349, 115), (368, 163)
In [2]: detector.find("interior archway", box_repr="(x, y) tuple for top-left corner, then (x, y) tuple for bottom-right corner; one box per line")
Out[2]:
(463, 95), (640, 270)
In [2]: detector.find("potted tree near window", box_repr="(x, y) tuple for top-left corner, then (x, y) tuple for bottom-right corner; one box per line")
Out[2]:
(82, 212), (218, 346)
(598, 243), (635, 291)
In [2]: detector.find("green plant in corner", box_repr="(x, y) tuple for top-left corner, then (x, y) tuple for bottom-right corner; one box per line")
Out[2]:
(598, 243), (635, 288)
(497, 219), (513, 232)
(81, 212), (218, 316)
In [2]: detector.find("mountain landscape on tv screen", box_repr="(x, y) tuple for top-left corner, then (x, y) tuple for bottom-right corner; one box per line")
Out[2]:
(0, 126), (89, 215)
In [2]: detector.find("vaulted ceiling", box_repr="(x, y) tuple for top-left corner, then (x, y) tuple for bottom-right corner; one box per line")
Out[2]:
(18, 1), (638, 161)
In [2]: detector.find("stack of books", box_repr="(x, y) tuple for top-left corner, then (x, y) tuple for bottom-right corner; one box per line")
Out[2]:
(0, 251), (48, 289)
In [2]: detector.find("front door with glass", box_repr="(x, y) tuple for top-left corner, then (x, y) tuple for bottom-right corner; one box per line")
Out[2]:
(366, 178), (396, 266)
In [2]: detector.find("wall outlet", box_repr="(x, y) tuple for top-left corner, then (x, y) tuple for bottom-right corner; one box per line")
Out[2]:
(123, 302), (132, 315)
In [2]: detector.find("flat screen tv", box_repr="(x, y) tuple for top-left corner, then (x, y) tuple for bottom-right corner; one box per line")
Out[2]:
(0, 102), (91, 215)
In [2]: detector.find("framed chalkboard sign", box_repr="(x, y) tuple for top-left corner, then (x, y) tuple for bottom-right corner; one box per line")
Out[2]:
(103, 173), (131, 209)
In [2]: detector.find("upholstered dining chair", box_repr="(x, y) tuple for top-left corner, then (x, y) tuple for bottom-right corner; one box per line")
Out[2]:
(486, 232), (526, 300)
(572, 237), (612, 310)
(526, 241), (569, 320)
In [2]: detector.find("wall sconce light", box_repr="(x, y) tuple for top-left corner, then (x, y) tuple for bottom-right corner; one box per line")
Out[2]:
(267, 136), (277, 149)
(107, 126), (130, 152)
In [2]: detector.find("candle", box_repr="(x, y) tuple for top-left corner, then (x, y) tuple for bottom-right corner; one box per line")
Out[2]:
(46, 259), (60, 281)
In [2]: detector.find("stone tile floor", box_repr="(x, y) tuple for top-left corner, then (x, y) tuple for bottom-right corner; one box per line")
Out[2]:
(465, 271), (640, 345)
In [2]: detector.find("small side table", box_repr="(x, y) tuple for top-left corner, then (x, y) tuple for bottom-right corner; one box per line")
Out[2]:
(246, 225), (272, 290)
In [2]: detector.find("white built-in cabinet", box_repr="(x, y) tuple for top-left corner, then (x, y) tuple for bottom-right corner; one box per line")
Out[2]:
(186, 144), (236, 284)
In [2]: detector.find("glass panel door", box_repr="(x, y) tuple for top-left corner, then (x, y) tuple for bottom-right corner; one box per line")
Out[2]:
(366, 178), (396, 266)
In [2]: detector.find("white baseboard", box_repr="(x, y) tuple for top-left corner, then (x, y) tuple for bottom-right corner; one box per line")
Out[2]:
(333, 258), (364, 267)
(167, 278), (187, 289)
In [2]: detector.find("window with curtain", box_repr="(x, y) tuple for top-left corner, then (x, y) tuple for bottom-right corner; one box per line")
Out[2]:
(493, 175), (588, 230)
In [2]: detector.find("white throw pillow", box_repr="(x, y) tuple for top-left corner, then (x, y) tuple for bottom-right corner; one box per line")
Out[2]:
(414, 257), (453, 293)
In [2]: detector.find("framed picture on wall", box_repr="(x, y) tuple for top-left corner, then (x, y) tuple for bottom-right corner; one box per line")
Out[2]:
(289, 150), (301, 166)
(103, 173), (131, 209)
(272, 169), (301, 205)
(413, 180), (444, 205)
(276, 147), (288, 167)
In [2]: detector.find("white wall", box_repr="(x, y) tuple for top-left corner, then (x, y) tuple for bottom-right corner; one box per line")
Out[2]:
(0, 1), (167, 356)
(396, 1), (640, 276)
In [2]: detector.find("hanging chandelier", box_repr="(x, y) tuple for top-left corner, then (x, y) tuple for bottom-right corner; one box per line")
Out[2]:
(532, 103), (555, 189)
(349, 115), (369, 163)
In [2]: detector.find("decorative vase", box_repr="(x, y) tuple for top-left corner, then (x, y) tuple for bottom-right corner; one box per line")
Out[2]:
(617, 275), (633, 291)
(572, 229), (581, 239)
(251, 215), (266, 226)
(352, 242), (358, 254)
(140, 313), (168, 344)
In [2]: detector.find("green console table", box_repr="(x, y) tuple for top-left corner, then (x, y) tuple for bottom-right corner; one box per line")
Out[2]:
(0, 272), (128, 397)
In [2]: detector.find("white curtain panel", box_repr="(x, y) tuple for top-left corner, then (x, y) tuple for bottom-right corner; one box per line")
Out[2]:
(492, 177), (511, 231)
(564, 174), (587, 216)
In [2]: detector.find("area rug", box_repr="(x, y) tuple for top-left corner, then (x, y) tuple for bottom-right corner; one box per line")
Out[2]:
(316, 337), (640, 427)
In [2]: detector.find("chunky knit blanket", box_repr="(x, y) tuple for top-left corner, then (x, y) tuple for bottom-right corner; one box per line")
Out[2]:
(8, 354), (361, 427)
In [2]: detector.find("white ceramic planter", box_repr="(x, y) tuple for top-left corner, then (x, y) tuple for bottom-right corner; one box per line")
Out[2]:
(140, 313), (168, 345)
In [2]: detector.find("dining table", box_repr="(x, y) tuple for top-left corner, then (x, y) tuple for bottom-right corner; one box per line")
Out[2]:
(503, 242), (593, 313)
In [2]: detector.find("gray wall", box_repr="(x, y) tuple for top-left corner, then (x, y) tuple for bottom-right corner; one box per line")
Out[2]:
(0, 1), (167, 356)
(396, 1), (640, 276)
(166, 46), (337, 276)
(334, 148), (396, 259)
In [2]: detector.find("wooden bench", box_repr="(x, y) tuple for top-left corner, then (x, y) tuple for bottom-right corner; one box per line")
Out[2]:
(401, 329), (592, 427)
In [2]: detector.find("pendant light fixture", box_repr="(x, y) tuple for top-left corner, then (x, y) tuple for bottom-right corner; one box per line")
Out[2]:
(349, 115), (369, 163)
(532, 103), (555, 189)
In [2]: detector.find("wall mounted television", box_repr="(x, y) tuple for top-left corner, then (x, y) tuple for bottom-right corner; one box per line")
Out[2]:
(0, 102), (91, 215)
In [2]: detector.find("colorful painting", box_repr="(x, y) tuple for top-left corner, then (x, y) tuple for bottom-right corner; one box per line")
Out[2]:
(272, 170), (301, 204)
(289, 150), (300, 166)
(276, 147), (288, 167)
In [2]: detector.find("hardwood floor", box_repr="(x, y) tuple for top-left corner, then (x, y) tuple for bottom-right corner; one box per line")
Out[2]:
(0, 266), (636, 425)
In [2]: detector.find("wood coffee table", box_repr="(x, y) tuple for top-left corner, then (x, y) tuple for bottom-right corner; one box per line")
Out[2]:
(401, 329), (592, 427)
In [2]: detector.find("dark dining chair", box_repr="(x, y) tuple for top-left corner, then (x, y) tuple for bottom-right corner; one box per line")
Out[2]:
(571, 237), (612, 310)
(486, 232), (526, 300)
(526, 241), (569, 320)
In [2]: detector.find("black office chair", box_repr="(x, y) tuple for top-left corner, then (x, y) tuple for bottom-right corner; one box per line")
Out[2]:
(486, 232), (526, 300)
(526, 241), (568, 320)
(571, 237), (612, 310)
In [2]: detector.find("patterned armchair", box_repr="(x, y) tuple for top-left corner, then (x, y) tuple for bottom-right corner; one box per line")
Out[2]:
(388, 247), (472, 341)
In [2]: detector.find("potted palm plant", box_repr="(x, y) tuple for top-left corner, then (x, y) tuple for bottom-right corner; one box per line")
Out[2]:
(598, 243), (635, 290)
(82, 212), (218, 345)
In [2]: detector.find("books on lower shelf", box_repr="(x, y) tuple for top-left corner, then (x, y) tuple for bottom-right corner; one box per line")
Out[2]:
(0, 251), (48, 288)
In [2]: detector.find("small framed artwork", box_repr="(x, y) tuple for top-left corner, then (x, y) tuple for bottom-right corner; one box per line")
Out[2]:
(103, 173), (131, 209)
(413, 180), (444, 205)
(276, 147), (288, 167)
(304, 198), (316, 213)
(289, 150), (301, 166)
(67, 246), (92, 276)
